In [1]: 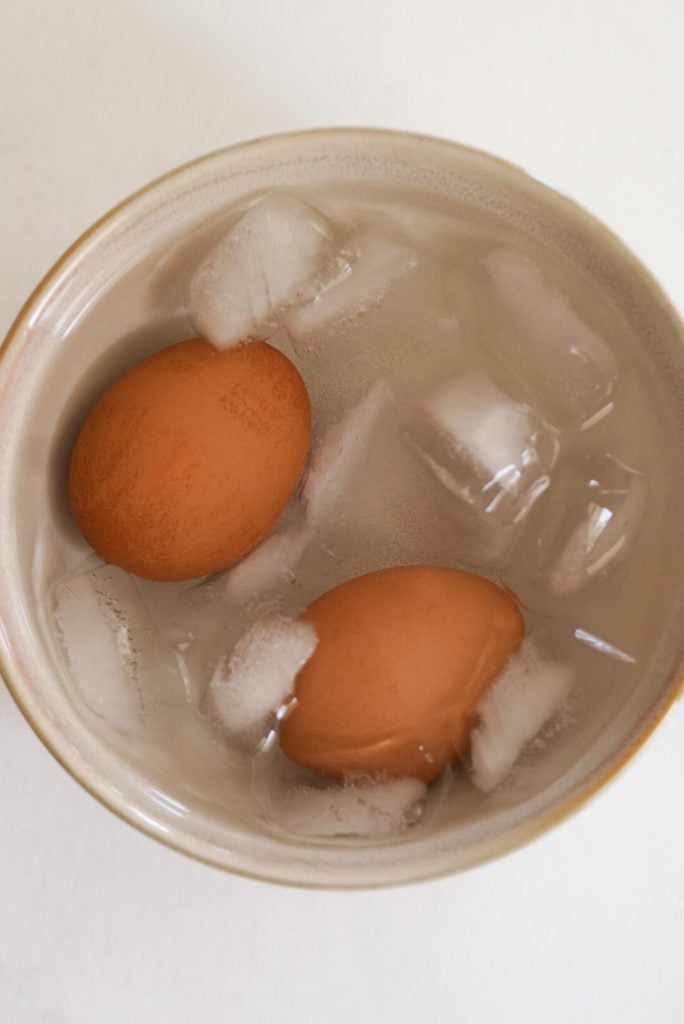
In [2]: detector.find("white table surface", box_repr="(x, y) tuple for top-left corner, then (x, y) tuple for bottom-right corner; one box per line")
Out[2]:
(1, 2), (682, 1021)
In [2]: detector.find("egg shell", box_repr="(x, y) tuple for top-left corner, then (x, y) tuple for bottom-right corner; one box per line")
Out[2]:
(279, 565), (524, 783)
(69, 338), (311, 581)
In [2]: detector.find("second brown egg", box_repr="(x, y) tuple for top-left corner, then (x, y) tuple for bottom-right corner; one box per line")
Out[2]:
(279, 565), (524, 783)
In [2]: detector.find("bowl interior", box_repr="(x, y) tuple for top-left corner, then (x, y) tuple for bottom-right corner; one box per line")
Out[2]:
(1, 129), (684, 887)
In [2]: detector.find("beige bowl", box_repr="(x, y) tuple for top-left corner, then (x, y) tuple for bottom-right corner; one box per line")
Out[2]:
(1, 129), (683, 887)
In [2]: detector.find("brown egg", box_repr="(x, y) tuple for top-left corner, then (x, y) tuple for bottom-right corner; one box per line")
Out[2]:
(279, 565), (524, 783)
(69, 338), (311, 581)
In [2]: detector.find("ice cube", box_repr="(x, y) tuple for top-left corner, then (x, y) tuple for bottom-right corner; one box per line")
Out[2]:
(210, 614), (317, 744)
(189, 192), (351, 349)
(285, 223), (418, 350)
(300, 381), (390, 527)
(483, 247), (618, 429)
(51, 564), (188, 733)
(272, 776), (427, 838)
(509, 453), (646, 598)
(549, 457), (646, 594)
(223, 518), (314, 606)
(469, 638), (575, 792)
(408, 371), (556, 527)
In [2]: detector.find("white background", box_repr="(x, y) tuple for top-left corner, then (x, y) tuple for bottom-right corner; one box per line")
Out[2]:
(1, 2), (683, 1021)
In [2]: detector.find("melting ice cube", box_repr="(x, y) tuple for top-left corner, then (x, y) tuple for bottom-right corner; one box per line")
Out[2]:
(51, 564), (188, 733)
(268, 775), (427, 838)
(300, 381), (390, 527)
(483, 247), (618, 429)
(189, 192), (351, 349)
(549, 457), (646, 594)
(210, 614), (317, 745)
(285, 222), (418, 350)
(469, 638), (575, 792)
(223, 518), (314, 606)
(510, 453), (647, 598)
(408, 371), (556, 527)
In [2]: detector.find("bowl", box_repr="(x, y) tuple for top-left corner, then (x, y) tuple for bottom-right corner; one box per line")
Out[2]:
(1, 128), (683, 887)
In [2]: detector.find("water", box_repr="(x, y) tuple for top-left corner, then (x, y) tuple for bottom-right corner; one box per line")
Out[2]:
(46, 182), (678, 841)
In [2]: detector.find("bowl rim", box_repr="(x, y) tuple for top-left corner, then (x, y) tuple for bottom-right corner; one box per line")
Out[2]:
(1, 125), (683, 889)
